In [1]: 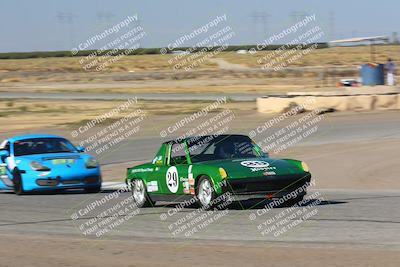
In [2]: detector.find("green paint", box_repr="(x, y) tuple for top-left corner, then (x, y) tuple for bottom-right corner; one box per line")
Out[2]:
(126, 135), (310, 198)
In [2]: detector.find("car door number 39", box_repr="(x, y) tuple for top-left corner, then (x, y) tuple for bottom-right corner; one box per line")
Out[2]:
(166, 166), (179, 193)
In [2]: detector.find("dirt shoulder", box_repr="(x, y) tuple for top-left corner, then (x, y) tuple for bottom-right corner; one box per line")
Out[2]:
(279, 138), (400, 190)
(0, 233), (398, 267)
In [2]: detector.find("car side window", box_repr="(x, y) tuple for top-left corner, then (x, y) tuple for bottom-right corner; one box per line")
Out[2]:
(5, 142), (10, 153)
(0, 141), (10, 163)
(170, 143), (188, 165)
(0, 141), (10, 154)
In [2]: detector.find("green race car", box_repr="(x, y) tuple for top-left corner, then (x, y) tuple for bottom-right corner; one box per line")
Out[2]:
(126, 134), (312, 209)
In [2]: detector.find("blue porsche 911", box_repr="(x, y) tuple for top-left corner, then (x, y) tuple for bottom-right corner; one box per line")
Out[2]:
(0, 134), (102, 194)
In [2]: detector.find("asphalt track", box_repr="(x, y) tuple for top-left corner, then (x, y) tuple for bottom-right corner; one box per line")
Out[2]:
(0, 188), (399, 249)
(1, 111), (400, 249)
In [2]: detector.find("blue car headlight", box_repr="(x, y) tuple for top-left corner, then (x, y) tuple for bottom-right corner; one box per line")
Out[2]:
(30, 161), (50, 171)
(85, 158), (99, 169)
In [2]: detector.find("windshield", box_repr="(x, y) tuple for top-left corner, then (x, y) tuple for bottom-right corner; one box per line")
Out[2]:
(13, 138), (78, 156)
(187, 135), (266, 163)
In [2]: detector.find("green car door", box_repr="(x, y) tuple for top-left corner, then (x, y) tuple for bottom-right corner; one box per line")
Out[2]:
(153, 142), (190, 196)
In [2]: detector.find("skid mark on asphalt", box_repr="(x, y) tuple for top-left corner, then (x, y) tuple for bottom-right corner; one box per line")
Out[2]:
(1, 213), (399, 227)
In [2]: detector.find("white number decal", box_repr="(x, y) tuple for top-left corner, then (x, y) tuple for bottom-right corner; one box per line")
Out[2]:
(166, 166), (179, 193)
(240, 161), (270, 168)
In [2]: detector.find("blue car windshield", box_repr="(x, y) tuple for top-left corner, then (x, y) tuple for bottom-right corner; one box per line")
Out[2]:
(13, 138), (78, 156)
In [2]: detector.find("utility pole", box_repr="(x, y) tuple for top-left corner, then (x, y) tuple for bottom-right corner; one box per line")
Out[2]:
(134, 17), (143, 48)
(97, 12), (116, 26)
(57, 12), (78, 48)
(250, 11), (270, 41)
(95, 12), (116, 49)
(328, 11), (335, 41)
(290, 11), (309, 23)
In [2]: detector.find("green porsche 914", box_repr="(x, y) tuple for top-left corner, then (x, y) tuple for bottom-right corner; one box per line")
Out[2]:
(126, 134), (312, 209)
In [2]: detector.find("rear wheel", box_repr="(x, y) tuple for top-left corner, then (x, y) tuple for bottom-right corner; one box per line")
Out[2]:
(13, 169), (25, 195)
(196, 176), (217, 210)
(129, 179), (155, 208)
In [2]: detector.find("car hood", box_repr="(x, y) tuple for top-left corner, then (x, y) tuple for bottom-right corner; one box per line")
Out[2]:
(196, 157), (303, 178)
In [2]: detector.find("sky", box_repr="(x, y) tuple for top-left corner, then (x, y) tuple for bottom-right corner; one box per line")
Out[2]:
(0, 0), (398, 52)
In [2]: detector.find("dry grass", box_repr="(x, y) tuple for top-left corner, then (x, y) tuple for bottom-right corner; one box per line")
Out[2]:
(0, 99), (255, 131)
(0, 53), (217, 73)
(218, 45), (400, 68)
(0, 45), (398, 74)
(49, 83), (311, 94)
(0, 45), (398, 96)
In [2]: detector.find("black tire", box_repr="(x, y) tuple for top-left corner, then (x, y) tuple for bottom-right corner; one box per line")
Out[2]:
(195, 176), (217, 210)
(129, 179), (155, 208)
(84, 186), (101, 193)
(13, 169), (25, 195)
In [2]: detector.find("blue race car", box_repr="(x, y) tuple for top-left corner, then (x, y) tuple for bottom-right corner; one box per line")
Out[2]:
(0, 134), (102, 194)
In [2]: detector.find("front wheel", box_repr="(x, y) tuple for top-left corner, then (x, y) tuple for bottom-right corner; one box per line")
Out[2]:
(13, 169), (25, 195)
(196, 176), (217, 210)
(129, 179), (155, 208)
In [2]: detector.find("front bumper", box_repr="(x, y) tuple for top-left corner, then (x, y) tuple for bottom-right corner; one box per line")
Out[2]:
(21, 168), (102, 191)
(222, 172), (311, 200)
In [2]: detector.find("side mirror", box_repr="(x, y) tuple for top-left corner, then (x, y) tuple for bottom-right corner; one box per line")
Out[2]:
(76, 146), (85, 153)
(0, 150), (10, 162)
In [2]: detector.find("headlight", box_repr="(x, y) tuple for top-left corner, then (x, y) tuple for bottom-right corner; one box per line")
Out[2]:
(30, 161), (50, 171)
(301, 162), (310, 172)
(85, 158), (98, 168)
(219, 167), (228, 179)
